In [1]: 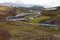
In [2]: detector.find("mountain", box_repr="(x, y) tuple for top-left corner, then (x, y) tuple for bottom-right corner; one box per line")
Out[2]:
(0, 3), (37, 7)
(30, 6), (44, 10)
(0, 3), (44, 9)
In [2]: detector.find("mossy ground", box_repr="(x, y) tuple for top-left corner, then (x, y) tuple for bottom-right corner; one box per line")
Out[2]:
(0, 21), (60, 40)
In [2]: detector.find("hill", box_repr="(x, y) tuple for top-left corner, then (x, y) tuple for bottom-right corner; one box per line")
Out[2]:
(0, 4), (60, 40)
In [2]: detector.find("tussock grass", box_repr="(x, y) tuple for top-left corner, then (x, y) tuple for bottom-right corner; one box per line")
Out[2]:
(0, 21), (59, 40)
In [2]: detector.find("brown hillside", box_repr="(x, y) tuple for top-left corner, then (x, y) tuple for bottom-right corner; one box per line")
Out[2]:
(0, 6), (16, 20)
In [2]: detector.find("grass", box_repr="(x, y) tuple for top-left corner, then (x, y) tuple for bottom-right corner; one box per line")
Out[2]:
(27, 16), (50, 23)
(27, 16), (50, 26)
(0, 6), (60, 40)
(0, 21), (60, 40)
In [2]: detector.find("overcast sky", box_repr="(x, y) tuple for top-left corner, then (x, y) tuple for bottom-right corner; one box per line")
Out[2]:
(0, 0), (60, 7)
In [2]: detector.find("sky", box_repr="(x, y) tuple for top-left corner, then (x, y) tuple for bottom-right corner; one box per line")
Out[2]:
(0, 0), (60, 7)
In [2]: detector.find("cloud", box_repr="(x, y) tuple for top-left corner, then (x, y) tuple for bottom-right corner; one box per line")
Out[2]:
(0, 0), (16, 3)
(19, 0), (60, 7)
(0, 0), (60, 7)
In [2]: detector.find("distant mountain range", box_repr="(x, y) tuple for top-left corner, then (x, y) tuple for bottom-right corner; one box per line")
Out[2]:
(0, 3), (59, 10)
(0, 3), (44, 9)
(0, 3), (33, 7)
